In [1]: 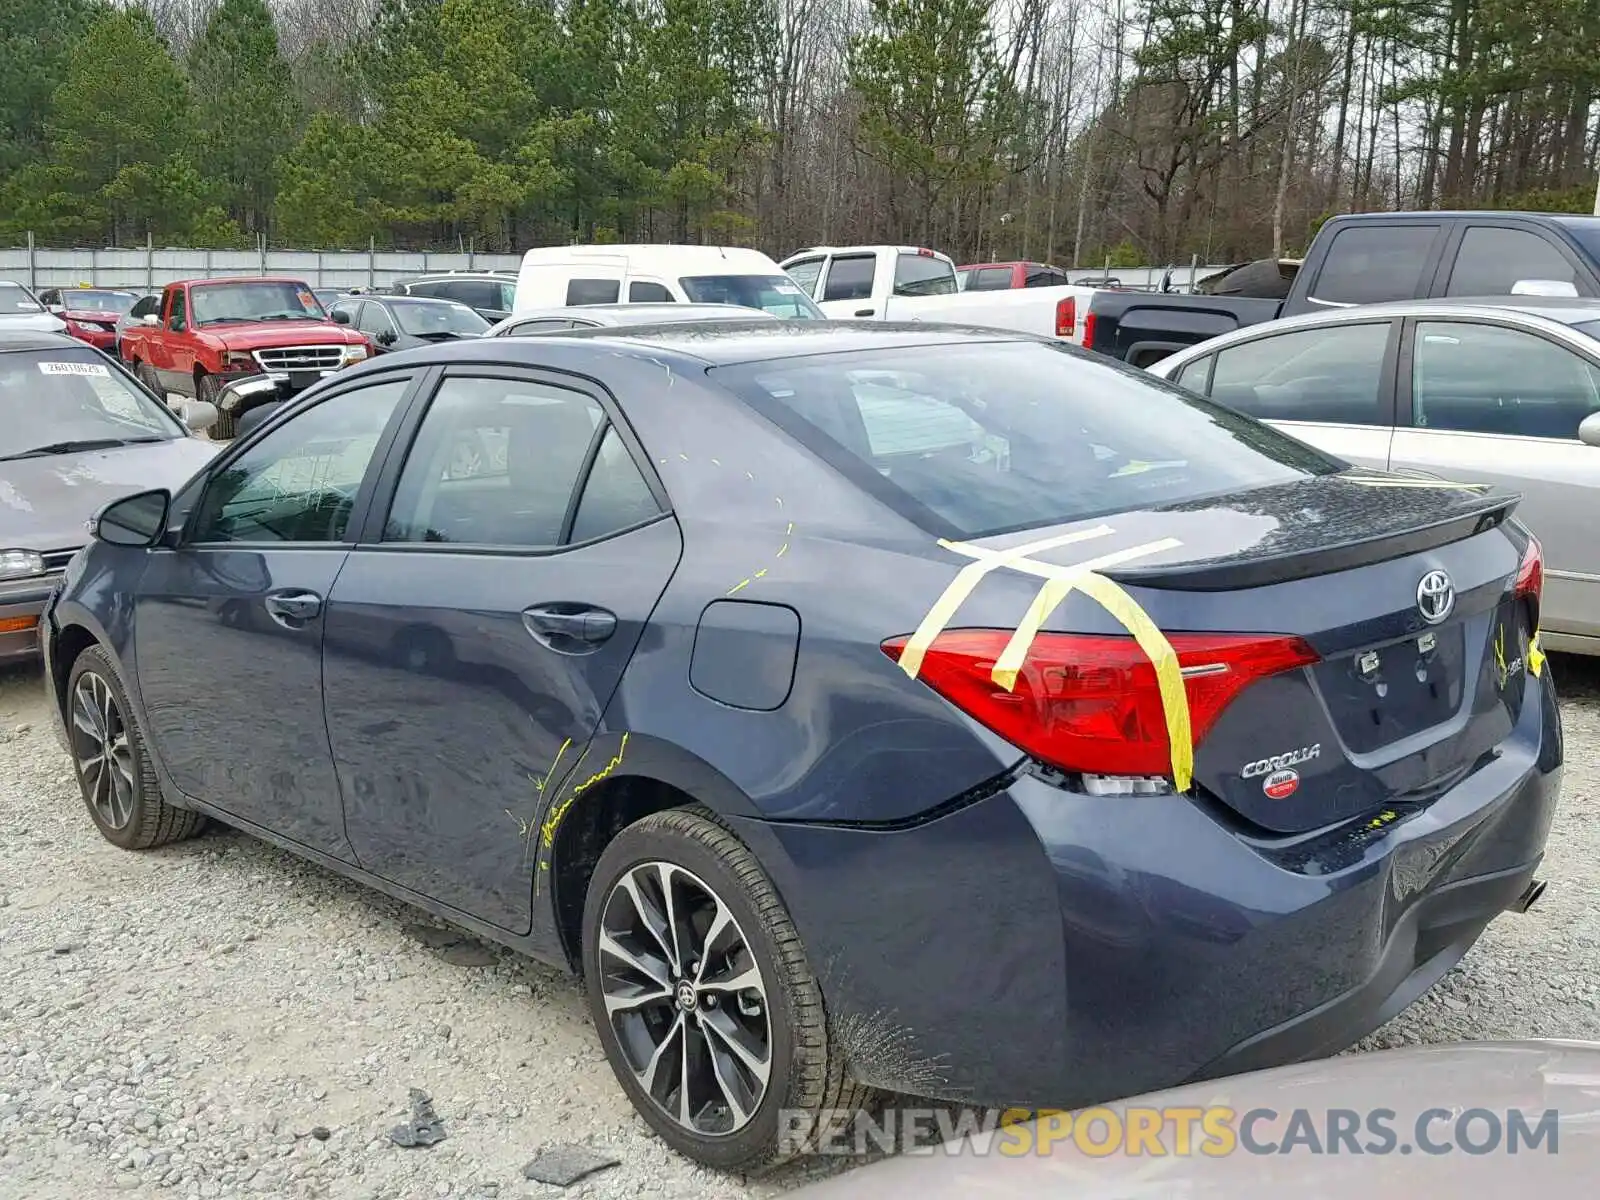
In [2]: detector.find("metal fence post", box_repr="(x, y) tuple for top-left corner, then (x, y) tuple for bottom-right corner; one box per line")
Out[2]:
(26, 231), (35, 290)
(369, 237), (376, 290)
(147, 233), (154, 291)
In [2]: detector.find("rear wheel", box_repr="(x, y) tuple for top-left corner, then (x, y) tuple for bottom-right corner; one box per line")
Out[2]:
(66, 646), (206, 850)
(135, 361), (162, 398)
(197, 373), (234, 439)
(582, 807), (871, 1171)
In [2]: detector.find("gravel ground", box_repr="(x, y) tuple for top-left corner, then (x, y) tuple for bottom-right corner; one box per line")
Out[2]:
(3, 654), (1598, 1200)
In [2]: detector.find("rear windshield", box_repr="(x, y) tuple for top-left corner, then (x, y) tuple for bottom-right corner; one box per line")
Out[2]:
(191, 281), (325, 325)
(893, 253), (958, 297)
(0, 348), (183, 460)
(678, 275), (822, 319)
(711, 341), (1342, 538)
(394, 302), (490, 336)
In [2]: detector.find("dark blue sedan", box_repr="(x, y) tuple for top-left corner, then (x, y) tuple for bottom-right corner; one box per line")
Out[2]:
(39, 322), (1560, 1171)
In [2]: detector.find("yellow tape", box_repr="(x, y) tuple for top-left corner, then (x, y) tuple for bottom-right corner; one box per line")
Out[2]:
(1529, 631), (1545, 677)
(987, 538), (1184, 689)
(898, 526), (1116, 679)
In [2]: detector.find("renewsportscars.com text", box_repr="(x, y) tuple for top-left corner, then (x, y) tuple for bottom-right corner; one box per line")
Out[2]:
(780, 1105), (1562, 1158)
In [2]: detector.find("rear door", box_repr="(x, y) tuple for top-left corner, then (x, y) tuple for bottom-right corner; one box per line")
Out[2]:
(1390, 315), (1600, 641)
(324, 366), (679, 935)
(817, 253), (878, 317)
(1300, 221), (1447, 312)
(1193, 319), (1399, 468)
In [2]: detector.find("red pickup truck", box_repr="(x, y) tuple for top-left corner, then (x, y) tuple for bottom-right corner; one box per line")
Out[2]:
(119, 277), (373, 436)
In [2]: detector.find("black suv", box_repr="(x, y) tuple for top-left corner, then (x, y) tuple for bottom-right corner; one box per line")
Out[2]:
(390, 273), (516, 323)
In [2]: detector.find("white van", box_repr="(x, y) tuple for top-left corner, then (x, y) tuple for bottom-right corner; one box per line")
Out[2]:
(512, 245), (823, 319)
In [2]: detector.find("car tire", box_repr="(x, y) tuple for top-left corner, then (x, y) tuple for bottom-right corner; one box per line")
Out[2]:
(197, 373), (235, 439)
(135, 361), (162, 397)
(582, 806), (872, 1171)
(65, 646), (206, 851)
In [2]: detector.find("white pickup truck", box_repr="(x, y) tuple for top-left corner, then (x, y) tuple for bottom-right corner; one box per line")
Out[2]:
(778, 244), (1097, 344)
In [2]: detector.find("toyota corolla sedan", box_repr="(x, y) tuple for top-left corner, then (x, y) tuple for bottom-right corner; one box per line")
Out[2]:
(39, 323), (1559, 1172)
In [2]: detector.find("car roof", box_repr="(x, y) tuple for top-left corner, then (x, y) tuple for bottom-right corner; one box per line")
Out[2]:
(171, 276), (311, 287)
(356, 294), (475, 307)
(364, 320), (1034, 373)
(0, 329), (86, 352)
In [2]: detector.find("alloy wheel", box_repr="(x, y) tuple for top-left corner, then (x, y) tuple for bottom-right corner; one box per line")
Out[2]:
(70, 672), (135, 830)
(597, 860), (772, 1136)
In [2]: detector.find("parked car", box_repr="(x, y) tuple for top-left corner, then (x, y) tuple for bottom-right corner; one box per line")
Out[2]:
(36, 286), (141, 352)
(787, 1040), (1600, 1198)
(779, 244), (1097, 342)
(486, 302), (780, 336)
(330, 294), (490, 352)
(311, 287), (346, 310)
(1148, 296), (1600, 657)
(0, 280), (68, 334)
(114, 294), (161, 360)
(1086, 209), (1600, 366)
(117, 276), (373, 438)
(0, 330), (218, 661)
(956, 261), (1073, 291)
(42, 324), (1557, 1172)
(514, 245), (822, 317)
(391, 272), (518, 323)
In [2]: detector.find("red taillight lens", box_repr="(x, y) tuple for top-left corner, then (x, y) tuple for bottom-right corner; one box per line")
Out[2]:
(1055, 296), (1076, 338)
(1082, 310), (1097, 349)
(1515, 534), (1542, 601)
(883, 629), (1320, 782)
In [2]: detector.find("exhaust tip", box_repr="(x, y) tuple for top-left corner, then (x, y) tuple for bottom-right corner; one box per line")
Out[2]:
(1509, 878), (1547, 914)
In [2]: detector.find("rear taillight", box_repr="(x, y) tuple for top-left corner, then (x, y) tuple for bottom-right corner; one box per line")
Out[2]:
(1055, 297), (1076, 339)
(1082, 310), (1097, 349)
(883, 629), (1319, 784)
(1515, 533), (1543, 625)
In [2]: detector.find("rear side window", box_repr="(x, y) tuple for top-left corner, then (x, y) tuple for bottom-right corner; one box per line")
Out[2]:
(893, 253), (957, 297)
(1310, 225), (1439, 305)
(821, 256), (875, 302)
(1172, 355), (1212, 392)
(1025, 266), (1067, 287)
(712, 342), (1339, 538)
(970, 267), (1012, 291)
(1207, 322), (1391, 425)
(567, 278), (621, 305)
(1445, 227), (1580, 296)
(629, 281), (674, 302)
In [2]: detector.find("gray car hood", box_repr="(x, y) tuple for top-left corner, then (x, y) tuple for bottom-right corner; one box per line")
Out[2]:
(0, 311), (69, 334)
(0, 437), (220, 551)
(788, 1041), (1600, 1198)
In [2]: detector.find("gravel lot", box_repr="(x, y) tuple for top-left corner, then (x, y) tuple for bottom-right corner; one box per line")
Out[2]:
(2, 654), (1598, 1200)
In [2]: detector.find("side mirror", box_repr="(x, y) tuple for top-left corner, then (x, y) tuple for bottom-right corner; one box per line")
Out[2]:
(377, 330), (397, 346)
(176, 399), (218, 433)
(1510, 279), (1579, 298)
(331, 309), (351, 325)
(142, 313), (160, 326)
(47, 303), (65, 315)
(1579, 412), (1600, 447)
(91, 489), (171, 548)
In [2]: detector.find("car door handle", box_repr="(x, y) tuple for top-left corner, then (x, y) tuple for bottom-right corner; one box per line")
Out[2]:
(263, 590), (322, 622)
(522, 604), (617, 649)
(854, 307), (875, 317)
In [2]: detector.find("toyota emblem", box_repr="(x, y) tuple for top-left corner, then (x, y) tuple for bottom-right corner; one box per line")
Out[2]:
(1416, 570), (1455, 625)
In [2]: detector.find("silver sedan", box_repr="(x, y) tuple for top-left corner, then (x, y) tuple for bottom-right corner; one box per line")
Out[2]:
(1148, 298), (1600, 655)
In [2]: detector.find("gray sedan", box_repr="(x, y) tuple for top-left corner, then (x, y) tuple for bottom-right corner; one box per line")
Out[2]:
(485, 302), (779, 336)
(1149, 298), (1600, 655)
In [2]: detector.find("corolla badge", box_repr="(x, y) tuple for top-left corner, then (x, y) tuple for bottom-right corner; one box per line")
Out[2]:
(1416, 569), (1455, 625)
(1241, 744), (1321, 779)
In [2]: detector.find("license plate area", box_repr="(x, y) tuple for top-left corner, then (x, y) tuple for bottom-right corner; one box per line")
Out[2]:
(1313, 624), (1467, 753)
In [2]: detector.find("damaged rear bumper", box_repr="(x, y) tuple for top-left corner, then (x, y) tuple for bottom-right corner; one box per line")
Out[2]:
(727, 667), (1561, 1108)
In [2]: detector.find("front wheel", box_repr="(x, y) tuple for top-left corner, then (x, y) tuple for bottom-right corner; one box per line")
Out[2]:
(197, 373), (235, 439)
(582, 808), (872, 1171)
(65, 646), (206, 850)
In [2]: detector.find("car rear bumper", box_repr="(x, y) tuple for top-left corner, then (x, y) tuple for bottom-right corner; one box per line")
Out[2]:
(0, 575), (61, 662)
(731, 667), (1561, 1108)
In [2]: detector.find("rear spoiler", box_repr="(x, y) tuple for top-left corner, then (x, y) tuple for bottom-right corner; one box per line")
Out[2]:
(1103, 490), (1521, 591)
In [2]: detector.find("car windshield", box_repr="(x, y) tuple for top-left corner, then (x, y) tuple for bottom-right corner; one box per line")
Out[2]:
(393, 302), (490, 337)
(678, 275), (823, 319)
(0, 349), (182, 459)
(191, 281), (325, 325)
(0, 282), (43, 313)
(893, 253), (958, 297)
(60, 290), (138, 314)
(712, 340), (1342, 538)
